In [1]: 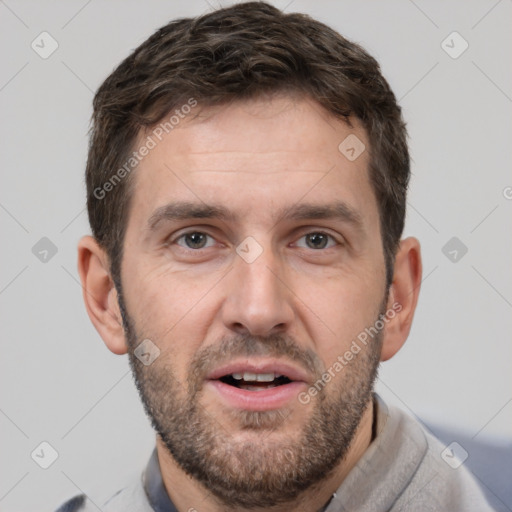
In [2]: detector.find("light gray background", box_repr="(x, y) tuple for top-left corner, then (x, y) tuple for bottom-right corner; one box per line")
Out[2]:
(1, 1), (511, 511)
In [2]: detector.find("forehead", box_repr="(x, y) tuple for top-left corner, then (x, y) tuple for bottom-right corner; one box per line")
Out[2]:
(147, 96), (358, 169)
(127, 95), (379, 234)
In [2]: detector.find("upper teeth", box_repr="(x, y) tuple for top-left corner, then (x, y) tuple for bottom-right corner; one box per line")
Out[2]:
(231, 372), (280, 382)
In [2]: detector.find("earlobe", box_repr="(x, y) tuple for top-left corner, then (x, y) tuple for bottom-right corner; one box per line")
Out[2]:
(380, 237), (422, 362)
(77, 236), (128, 355)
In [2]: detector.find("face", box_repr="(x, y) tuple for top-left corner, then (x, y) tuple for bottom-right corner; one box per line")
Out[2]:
(118, 95), (388, 507)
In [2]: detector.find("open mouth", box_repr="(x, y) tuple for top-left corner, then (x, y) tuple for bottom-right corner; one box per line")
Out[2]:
(205, 361), (308, 410)
(219, 372), (293, 391)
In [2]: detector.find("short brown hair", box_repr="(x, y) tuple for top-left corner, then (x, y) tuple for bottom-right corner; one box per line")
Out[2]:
(86, 1), (409, 288)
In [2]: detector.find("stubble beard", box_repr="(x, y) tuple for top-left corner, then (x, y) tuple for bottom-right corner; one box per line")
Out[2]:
(119, 293), (383, 509)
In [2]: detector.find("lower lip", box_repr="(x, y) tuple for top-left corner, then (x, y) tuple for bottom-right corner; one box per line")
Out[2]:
(206, 380), (306, 411)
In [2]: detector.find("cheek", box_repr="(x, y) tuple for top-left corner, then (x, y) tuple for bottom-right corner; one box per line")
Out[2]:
(122, 263), (221, 371)
(293, 271), (383, 366)
(124, 260), (220, 326)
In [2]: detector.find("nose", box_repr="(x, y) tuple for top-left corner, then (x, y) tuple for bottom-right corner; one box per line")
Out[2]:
(221, 247), (295, 337)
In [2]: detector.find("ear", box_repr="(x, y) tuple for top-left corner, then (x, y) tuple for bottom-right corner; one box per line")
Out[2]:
(380, 237), (422, 362)
(77, 235), (128, 355)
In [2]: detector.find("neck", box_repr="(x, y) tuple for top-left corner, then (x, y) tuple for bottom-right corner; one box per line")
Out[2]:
(157, 398), (374, 512)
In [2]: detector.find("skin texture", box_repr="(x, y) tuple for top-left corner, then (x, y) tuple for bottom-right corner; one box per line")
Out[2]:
(78, 95), (422, 512)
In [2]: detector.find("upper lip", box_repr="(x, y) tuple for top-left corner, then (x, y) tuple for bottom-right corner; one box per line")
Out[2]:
(206, 359), (310, 382)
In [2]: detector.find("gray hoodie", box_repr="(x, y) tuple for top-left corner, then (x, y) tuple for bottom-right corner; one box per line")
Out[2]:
(55, 394), (497, 511)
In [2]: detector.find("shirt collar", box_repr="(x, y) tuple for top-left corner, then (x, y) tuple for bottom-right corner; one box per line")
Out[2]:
(143, 447), (179, 512)
(325, 393), (429, 512)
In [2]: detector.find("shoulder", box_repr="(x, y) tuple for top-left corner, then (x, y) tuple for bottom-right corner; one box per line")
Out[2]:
(386, 403), (497, 511)
(54, 472), (154, 512)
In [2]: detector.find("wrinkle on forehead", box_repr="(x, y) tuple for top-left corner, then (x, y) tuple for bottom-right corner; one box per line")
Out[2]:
(166, 151), (339, 175)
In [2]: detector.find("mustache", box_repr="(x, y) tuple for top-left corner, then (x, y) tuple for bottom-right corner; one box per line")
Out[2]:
(188, 332), (324, 390)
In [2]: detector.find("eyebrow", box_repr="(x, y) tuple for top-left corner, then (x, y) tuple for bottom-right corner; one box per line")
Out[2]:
(148, 202), (236, 230)
(147, 200), (364, 232)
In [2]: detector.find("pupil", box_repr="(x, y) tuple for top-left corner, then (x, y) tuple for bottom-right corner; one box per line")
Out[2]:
(186, 232), (206, 249)
(307, 233), (327, 249)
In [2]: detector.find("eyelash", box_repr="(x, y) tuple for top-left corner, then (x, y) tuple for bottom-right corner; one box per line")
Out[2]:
(171, 230), (340, 251)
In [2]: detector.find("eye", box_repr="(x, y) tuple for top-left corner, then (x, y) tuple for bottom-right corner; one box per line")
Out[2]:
(295, 232), (338, 250)
(175, 231), (216, 250)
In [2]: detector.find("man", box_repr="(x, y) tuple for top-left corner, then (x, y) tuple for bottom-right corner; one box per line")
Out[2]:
(59, 2), (494, 511)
